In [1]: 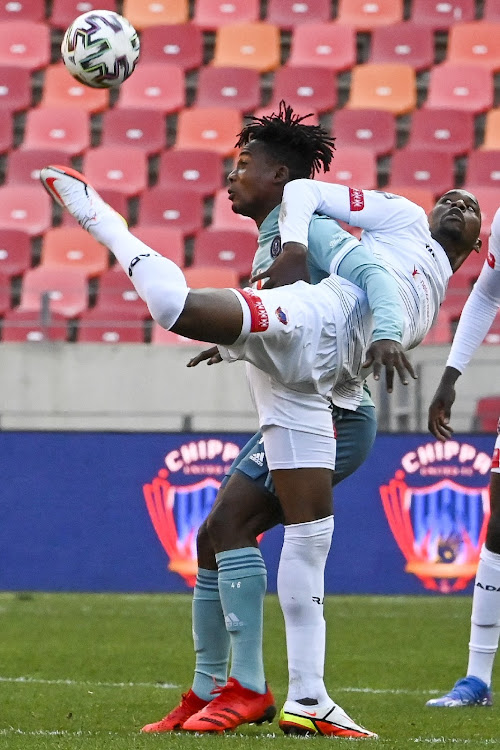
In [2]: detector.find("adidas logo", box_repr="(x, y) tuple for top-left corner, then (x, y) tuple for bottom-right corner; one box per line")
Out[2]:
(249, 451), (265, 467)
(225, 612), (244, 629)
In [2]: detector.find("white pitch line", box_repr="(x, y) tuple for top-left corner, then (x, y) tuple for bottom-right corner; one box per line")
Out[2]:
(412, 739), (500, 745)
(0, 675), (178, 690)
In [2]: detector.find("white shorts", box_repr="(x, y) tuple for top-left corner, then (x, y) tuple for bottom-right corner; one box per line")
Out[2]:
(263, 424), (336, 471)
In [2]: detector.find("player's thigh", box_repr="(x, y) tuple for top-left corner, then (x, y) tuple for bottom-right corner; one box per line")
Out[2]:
(332, 404), (377, 486)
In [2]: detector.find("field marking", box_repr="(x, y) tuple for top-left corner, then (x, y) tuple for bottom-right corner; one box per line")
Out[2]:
(412, 739), (500, 745)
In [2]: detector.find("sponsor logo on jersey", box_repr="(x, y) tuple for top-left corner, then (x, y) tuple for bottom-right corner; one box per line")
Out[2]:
(271, 235), (282, 258)
(412, 266), (420, 278)
(240, 288), (269, 332)
(487, 251), (496, 269)
(380, 440), (491, 593)
(492, 447), (500, 470)
(275, 306), (288, 325)
(349, 188), (365, 211)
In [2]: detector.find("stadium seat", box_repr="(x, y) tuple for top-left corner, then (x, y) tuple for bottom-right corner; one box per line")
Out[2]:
(0, 0), (45, 21)
(116, 63), (185, 114)
(462, 186), (498, 235)
(61, 188), (129, 227)
(447, 21), (500, 72)
(5, 148), (72, 185)
(266, 0), (331, 29)
(184, 265), (240, 288)
(336, 0), (403, 30)
(0, 228), (32, 278)
(450, 247), (486, 288)
(482, 108), (500, 149)
(22, 106), (91, 155)
(410, 0), (475, 29)
(156, 149), (224, 196)
(483, 314), (500, 345)
(192, 228), (256, 280)
(346, 63), (416, 115)
(252, 105), (320, 123)
(18, 265), (88, 317)
(100, 108), (165, 155)
(370, 22), (434, 71)
(0, 116), (12, 153)
(40, 63), (109, 114)
(0, 21), (50, 69)
(0, 66), (32, 114)
(175, 107), (242, 156)
(388, 149), (455, 196)
(464, 150), (500, 188)
(473, 396), (500, 431)
(139, 23), (203, 71)
(49, 0), (118, 29)
(407, 108), (474, 156)
(137, 186), (204, 236)
(122, 0), (189, 28)
(267, 66), (337, 114)
(210, 188), (258, 234)
(151, 324), (203, 346)
(0, 269), (11, 315)
(82, 146), (148, 197)
(287, 22), (356, 71)
(40, 227), (109, 277)
(318, 147), (377, 189)
(212, 22), (281, 72)
(196, 66), (261, 113)
(193, 0), (259, 30)
(423, 294), (468, 344)
(332, 108), (395, 156)
(0, 184), (51, 235)
(424, 63), (494, 114)
(131, 226), (185, 266)
(1, 308), (68, 342)
(484, 0), (500, 21)
(77, 308), (146, 343)
(94, 266), (151, 318)
(386, 186), (435, 213)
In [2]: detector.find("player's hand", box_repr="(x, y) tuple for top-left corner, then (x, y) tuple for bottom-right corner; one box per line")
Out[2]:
(187, 346), (222, 367)
(250, 242), (310, 289)
(428, 383), (456, 441)
(362, 339), (417, 392)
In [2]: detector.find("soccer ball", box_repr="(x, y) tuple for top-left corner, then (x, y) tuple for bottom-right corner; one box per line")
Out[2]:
(61, 10), (140, 89)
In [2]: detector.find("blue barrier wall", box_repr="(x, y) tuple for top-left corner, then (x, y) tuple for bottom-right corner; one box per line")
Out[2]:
(0, 431), (495, 595)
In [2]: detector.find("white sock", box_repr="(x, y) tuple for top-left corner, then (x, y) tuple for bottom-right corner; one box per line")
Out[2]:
(467, 545), (500, 687)
(277, 516), (334, 703)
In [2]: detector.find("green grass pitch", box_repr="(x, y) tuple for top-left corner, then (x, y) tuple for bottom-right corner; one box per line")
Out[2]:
(0, 592), (498, 749)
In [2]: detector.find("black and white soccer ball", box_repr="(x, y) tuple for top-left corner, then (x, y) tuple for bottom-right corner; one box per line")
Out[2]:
(61, 10), (140, 89)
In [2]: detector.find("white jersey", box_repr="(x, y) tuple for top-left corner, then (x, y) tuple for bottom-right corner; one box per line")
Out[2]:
(279, 181), (453, 350)
(447, 207), (500, 373)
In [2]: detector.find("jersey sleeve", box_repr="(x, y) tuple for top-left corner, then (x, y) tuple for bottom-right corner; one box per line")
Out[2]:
(306, 214), (360, 277)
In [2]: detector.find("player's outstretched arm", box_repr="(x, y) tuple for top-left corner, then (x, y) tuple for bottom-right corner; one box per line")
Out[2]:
(362, 339), (417, 393)
(428, 366), (461, 441)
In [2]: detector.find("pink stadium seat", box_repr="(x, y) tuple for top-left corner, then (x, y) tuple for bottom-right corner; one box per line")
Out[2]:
(156, 150), (224, 196)
(287, 22), (356, 71)
(116, 63), (185, 114)
(196, 66), (261, 113)
(347, 63), (417, 115)
(484, 0), (500, 21)
(268, 66), (337, 114)
(474, 396), (500, 431)
(0, 116), (12, 153)
(461, 186), (498, 235)
(370, 22), (434, 71)
(18, 266), (88, 317)
(193, 0), (259, 30)
(22, 106), (91, 155)
(50, 0), (118, 29)
(447, 22), (500, 73)
(5, 149), (72, 185)
(184, 265), (240, 288)
(40, 227), (109, 278)
(139, 23), (203, 71)
(77, 308), (146, 343)
(100, 108), (165, 155)
(0, 21), (50, 69)
(61, 188), (129, 228)
(137, 186), (204, 237)
(336, 0), (403, 30)
(211, 188), (258, 234)
(212, 22), (280, 72)
(151, 325), (203, 346)
(482, 107), (500, 149)
(40, 63), (110, 114)
(0, 228), (32, 278)
(82, 146), (148, 197)
(192, 228), (257, 280)
(0, 0), (45, 21)
(386, 186), (435, 213)
(0, 184), (51, 235)
(123, 0), (189, 28)
(450, 246), (487, 288)
(0, 269), (11, 314)
(318, 147), (377, 189)
(410, 0), (475, 29)
(266, 0), (331, 29)
(95, 266), (151, 318)
(333, 109), (395, 156)
(388, 149), (455, 197)
(407, 109), (474, 156)
(130, 226), (185, 267)
(175, 107), (242, 157)
(425, 63), (494, 114)
(2, 308), (68, 342)
(465, 150), (500, 188)
(0, 66), (32, 113)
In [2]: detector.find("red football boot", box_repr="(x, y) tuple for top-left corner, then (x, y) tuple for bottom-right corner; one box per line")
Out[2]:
(141, 689), (209, 732)
(182, 677), (276, 733)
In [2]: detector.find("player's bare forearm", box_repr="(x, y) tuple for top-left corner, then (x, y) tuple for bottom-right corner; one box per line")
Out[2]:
(428, 366), (461, 441)
(250, 242), (310, 289)
(362, 339), (417, 393)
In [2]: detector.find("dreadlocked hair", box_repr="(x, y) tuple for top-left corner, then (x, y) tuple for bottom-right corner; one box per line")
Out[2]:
(235, 100), (336, 179)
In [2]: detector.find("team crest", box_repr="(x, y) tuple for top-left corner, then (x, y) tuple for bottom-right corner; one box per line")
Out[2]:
(270, 235), (282, 258)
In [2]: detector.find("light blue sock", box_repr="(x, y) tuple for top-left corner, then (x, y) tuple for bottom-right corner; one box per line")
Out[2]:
(191, 568), (230, 701)
(216, 547), (267, 694)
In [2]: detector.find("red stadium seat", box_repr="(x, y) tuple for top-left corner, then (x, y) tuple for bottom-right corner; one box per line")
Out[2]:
(151, 324), (203, 346)
(116, 63), (185, 114)
(95, 266), (151, 318)
(19, 266), (88, 317)
(410, 0), (475, 29)
(2, 308), (68, 342)
(210, 188), (258, 234)
(196, 66), (261, 113)
(464, 150), (500, 188)
(385, 186), (435, 213)
(137, 186), (204, 237)
(347, 63), (417, 115)
(447, 21), (500, 73)
(0, 21), (50, 70)
(5, 149), (72, 186)
(388, 149), (455, 196)
(318, 147), (377, 190)
(462, 187), (499, 235)
(130, 226), (185, 267)
(332, 109), (395, 156)
(483, 314), (500, 345)
(139, 23), (203, 71)
(0, 228), (32, 278)
(0, 66), (32, 114)
(0, 269), (11, 314)
(370, 22), (434, 71)
(50, 0), (118, 29)
(484, 0), (500, 21)
(483, 108), (500, 149)
(287, 22), (356, 71)
(40, 63), (110, 114)
(192, 228), (256, 280)
(22, 106), (90, 155)
(100, 108), (166, 155)
(77, 308), (146, 343)
(0, 184), (52, 235)
(122, 0), (189, 28)
(268, 66), (337, 114)
(184, 265), (240, 288)
(407, 109), (474, 156)
(0, 116), (12, 153)
(193, 0), (259, 30)
(40, 227), (109, 278)
(0, 0), (45, 21)
(175, 107), (242, 157)
(425, 63), (494, 114)
(82, 146), (148, 197)
(266, 0), (331, 29)
(474, 396), (500, 431)
(336, 0), (403, 30)
(156, 150), (224, 196)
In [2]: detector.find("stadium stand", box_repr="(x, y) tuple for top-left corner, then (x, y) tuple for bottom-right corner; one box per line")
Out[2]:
(211, 22), (280, 71)
(116, 62), (185, 113)
(139, 23), (203, 70)
(406, 109), (475, 156)
(211, 188), (259, 234)
(484, 0), (500, 20)
(100, 107), (166, 154)
(286, 22), (356, 71)
(0, 269), (10, 315)
(346, 63), (417, 115)
(369, 23), (435, 71)
(319, 147), (377, 190)
(130, 227), (185, 267)
(424, 63), (494, 112)
(156, 149), (224, 196)
(192, 0), (260, 29)
(0, 20), (50, 69)
(446, 21), (500, 72)
(473, 396), (500, 431)
(2, 308), (68, 342)
(82, 146), (148, 197)
(410, 0), (476, 29)
(40, 63), (110, 113)
(192, 228), (256, 281)
(175, 107), (242, 155)
(336, 0), (403, 29)
(266, 0), (331, 29)
(5, 149), (72, 185)
(195, 66), (261, 112)
(40, 227), (109, 277)
(387, 149), (455, 196)
(49, 0), (118, 29)
(267, 66), (337, 114)
(123, 0), (189, 28)
(464, 150), (500, 188)
(0, 184), (52, 236)
(0, 0), (45, 21)
(483, 108), (500, 149)
(17, 265), (89, 318)
(332, 109), (396, 156)
(136, 186), (204, 236)
(0, 228), (32, 278)
(76, 308), (146, 343)
(22, 106), (91, 154)
(0, 66), (32, 114)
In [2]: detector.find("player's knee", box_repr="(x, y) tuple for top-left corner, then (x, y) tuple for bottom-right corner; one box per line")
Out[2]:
(145, 281), (189, 330)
